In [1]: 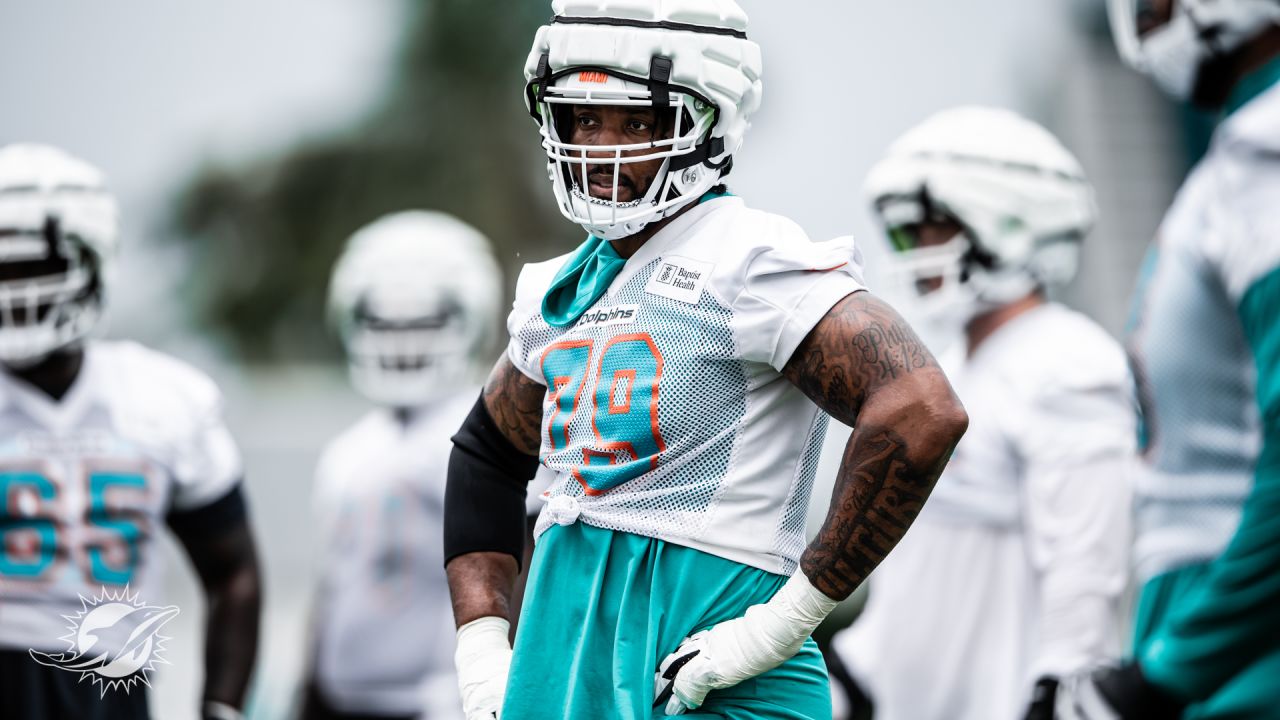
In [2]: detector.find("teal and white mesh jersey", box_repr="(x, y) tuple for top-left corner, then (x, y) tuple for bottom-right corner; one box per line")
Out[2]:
(508, 196), (865, 575)
(1126, 80), (1280, 583)
(0, 341), (242, 653)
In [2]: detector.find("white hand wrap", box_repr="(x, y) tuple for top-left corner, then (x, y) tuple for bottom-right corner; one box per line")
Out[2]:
(655, 572), (839, 715)
(455, 616), (513, 720)
(1055, 671), (1124, 720)
(202, 702), (245, 720)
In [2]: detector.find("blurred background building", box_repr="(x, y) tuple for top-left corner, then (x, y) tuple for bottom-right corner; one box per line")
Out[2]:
(0, 1), (1193, 717)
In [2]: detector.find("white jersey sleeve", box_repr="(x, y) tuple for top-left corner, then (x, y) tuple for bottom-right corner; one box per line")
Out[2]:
(731, 230), (866, 371)
(1009, 316), (1135, 678)
(106, 343), (243, 512)
(506, 253), (570, 384)
(168, 389), (242, 511)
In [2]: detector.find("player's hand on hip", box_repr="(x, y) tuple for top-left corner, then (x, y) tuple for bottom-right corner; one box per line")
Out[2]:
(1055, 662), (1184, 720)
(653, 572), (839, 715)
(455, 616), (513, 720)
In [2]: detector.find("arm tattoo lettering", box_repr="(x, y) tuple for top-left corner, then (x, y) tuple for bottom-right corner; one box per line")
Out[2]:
(853, 320), (934, 382)
(785, 291), (939, 427)
(483, 356), (546, 457)
(785, 291), (966, 599)
(801, 426), (952, 598)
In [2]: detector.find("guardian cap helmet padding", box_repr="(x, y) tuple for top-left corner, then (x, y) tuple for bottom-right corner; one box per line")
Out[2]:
(328, 211), (501, 407)
(866, 107), (1096, 335)
(0, 144), (118, 368)
(524, 0), (763, 240)
(1108, 0), (1280, 100)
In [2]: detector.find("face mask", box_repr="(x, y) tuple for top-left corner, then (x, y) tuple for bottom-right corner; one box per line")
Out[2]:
(1141, 14), (1209, 100)
(884, 233), (983, 354)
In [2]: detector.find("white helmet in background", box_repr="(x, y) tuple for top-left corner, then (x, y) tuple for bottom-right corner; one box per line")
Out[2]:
(0, 143), (118, 369)
(867, 107), (1096, 342)
(1108, 0), (1280, 100)
(524, 0), (763, 240)
(328, 211), (501, 407)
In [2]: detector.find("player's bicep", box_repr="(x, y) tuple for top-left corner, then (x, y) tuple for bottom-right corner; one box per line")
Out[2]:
(782, 290), (947, 427)
(483, 353), (546, 457)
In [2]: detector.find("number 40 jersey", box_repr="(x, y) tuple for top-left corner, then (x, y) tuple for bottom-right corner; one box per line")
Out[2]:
(508, 196), (866, 575)
(0, 341), (242, 654)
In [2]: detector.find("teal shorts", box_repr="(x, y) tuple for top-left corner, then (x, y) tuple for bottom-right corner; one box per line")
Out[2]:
(502, 522), (831, 720)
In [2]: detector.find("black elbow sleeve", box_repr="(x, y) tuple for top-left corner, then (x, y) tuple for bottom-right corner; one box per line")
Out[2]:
(444, 394), (541, 569)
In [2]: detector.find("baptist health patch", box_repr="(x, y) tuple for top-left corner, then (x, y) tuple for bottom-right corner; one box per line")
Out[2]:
(645, 256), (714, 305)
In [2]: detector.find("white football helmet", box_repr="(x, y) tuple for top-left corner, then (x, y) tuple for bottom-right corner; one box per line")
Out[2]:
(867, 107), (1096, 342)
(0, 144), (118, 369)
(1108, 0), (1280, 100)
(524, 0), (763, 240)
(328, 211), (501, 407)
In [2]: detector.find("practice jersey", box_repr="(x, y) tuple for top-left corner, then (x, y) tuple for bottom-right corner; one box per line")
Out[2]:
(1127, 81), (1280, 583)
(836, 304), (1134, 720)
(508, 196), (865, 575)
(0, 341), (242, 654)
(309, 391), (475, 718)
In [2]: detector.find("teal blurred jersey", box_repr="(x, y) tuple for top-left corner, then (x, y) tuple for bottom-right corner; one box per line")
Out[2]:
(1126, 66), (1280, 707)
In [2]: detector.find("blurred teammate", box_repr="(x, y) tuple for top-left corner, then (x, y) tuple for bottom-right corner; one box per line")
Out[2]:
(301, 212), (502, 720)
(829, 108), (1135, 720)
(0, 143), (261, 720)
(442, 2), (968, 719)
(1057, 2), (1280, 718)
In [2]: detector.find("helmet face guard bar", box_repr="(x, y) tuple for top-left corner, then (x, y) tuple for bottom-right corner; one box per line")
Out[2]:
(0, 219), (99, 367)
(529, 58), (725, 237)
(343, 305), (472, 407)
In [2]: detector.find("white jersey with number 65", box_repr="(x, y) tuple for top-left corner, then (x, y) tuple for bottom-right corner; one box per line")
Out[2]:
(0, 341), (242, 654)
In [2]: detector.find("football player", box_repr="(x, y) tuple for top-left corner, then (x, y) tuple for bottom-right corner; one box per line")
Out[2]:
(441, 2), (969, 719)
(301, 212), (502, 720)
(0, 143), (261, 720)
(828, 107), (1135, 720)
(1057, 2), (1280, 718)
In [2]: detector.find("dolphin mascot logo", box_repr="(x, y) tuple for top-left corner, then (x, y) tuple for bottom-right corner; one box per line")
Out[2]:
(29, 588), (179, 696)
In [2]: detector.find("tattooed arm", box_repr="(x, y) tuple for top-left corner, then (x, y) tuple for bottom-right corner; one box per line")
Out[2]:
(784, 290), (967, 600)
(482, 354), (545, 457)
(656, 291), (964, 713)
(446, 354), (546, 628)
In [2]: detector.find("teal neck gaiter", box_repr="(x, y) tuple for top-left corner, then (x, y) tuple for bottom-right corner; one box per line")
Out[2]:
(539, 191), (735, 328)
(541, 235), (627, 328)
